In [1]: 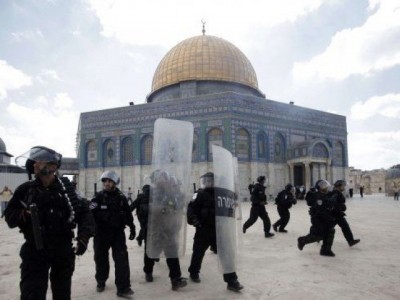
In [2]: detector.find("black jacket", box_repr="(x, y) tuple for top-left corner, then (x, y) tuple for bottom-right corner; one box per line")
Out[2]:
(187, 188), (215, 229)
(275, 190), (296, 209)
(250, 183), (267, 206)
(5, 177), (95, 246)
(90, 188), (134, 231)
(131, 190), (150, 229)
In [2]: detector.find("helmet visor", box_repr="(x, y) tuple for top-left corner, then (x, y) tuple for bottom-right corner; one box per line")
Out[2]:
(15, 147), (61, 168)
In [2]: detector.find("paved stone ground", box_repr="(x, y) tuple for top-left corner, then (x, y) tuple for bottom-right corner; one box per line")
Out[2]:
(0, 194), (399, 299)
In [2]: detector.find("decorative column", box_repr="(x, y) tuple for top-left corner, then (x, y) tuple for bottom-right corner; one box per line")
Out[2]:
(304, 162), (311, 190)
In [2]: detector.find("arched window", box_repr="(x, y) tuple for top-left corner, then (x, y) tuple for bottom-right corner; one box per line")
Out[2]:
(86, 139), (97, 167)
(207, 128), (223, 161)
(236, 128), (250, 160)
(333, 141), (345, 166)
(141, 135), (153, 164)
(312, 142), (329, 158)
(192, 132), (199, 162)
(103, 139), (116, 166)
(122, 137), (134, 165)
(273, 133), (285, 162)
(257, 131), (267, 159)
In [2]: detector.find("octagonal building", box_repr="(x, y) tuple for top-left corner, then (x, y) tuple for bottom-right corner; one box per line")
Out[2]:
(77, 34), (348, 199)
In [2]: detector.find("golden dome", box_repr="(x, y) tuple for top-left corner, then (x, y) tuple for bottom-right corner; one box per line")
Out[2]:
(151, 35), (259, 94)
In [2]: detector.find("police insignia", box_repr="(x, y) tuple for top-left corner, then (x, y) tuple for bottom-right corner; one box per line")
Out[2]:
(89, 202), (98, 210)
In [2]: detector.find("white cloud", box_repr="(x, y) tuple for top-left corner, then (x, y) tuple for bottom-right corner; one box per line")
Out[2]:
(87, 0), (323, 47)
(0, 60), (32, 99)
(293, 0), (400, 83)
(350, 93), (400, 120)
(11, 29), (44, 42)
(348, 130), (400, 169)
(5, 94), (79, 158)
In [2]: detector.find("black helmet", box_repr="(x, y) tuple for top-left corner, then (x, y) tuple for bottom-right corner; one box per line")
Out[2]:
(257, 176), (266, 183)
(334, 180), (347, 187)
(315, 179), (331, 193)
(285, 183), (294, 191)
(16, 146), (62, 177)
(200, 172), (214, 188)
(142, 184), (150, 194)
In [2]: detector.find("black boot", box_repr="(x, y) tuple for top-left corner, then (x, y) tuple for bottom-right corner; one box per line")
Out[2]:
(320, 248), (335, 256)
(298, 234), (319, 251)
(145, 273), (153, 282)
(349, 239), (360, 247)
(190, 273), (201, 283)
(265, 232), (274, 238)
(96, 281), (105, 292)
(171, 277), (187, 291)
(227, 280), (244, 292)
(117, 287), (134, 298)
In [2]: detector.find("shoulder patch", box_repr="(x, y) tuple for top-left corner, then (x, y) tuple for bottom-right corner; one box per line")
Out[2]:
(89, 202), (98, 210)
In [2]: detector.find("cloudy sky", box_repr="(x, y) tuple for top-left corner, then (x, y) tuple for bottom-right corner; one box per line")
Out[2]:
(0, 0), (399, 170)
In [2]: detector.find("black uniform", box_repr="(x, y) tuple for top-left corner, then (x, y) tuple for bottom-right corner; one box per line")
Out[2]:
(298, 190), (337, 256)
(273, 189), (296, 232)
(243, 182), (273, 236)
(90, 188), (135, 293)
(330, 189), (359, 246)
(4, 176), (95, 300)
(187, 187), (239, 285)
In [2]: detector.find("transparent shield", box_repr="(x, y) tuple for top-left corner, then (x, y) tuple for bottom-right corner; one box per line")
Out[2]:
(146, 118), (193, 259)
(212, 145), (238, 274)
(233, 157), (243, 250)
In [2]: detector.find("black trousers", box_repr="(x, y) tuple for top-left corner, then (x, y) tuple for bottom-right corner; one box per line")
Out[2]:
(273, 206), (290, 230)
(143, 238), (182, 280)
(243, 205), (271, 233)
(188, 227), (238, 283)
(349, 189), (353, 198)
(337, 216), (354, 244)
(93, 229), (131, 291)
(20, 241), (75, 300)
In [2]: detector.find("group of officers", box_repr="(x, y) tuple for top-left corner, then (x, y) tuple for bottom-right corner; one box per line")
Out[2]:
(3, 145), (360, 300)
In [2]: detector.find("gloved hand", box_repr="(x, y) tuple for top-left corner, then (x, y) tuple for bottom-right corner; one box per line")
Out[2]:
(129, 228), (136, 240)
(75, 238), (88, 256)
(192, 219), (202, 228)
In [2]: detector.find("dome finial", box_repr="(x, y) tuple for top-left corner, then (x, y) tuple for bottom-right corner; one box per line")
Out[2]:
(201, 19), (206, 35)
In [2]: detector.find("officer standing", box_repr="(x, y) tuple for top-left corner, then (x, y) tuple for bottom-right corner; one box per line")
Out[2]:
(140, 170), (187, 290)
(90, 171), (136, 298)
(242, 176), (274, 238)
(331, 180), (360, 247)
(273, 184), (297, 233)
(4, 146), (95, 300)
(130, 184), (161, 282)
(297, 180), (337, 256)
(187, 172), (244, 292)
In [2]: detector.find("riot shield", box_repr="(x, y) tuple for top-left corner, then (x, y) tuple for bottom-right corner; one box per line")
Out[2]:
(232, 157), (243, 249)
(212, 145), (238, 274)
(146, 118), (193, 259)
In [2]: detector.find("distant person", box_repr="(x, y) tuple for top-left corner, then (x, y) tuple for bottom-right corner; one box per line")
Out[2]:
(348, 181), (354, 198)
(360, 186), (364, 198)
(379, 187), (382, 193)
(0, 185), (13, 218)
(273, 184), (297, 233)
(394, 186), (399, 201)
(243, 176), (274, 238)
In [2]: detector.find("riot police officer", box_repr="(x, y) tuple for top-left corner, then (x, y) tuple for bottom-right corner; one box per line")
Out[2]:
(90, 171), (136, 298)
(187, 172), (244, 292)
(243, 176), (274, 238)
(331, 180), (360, 247)
(143, 170), (187, 291)
(130, 184), (161, 283)
(297, 180), (337, 256)
(4, 146), (95, 300)
(273, 183), (297, 233)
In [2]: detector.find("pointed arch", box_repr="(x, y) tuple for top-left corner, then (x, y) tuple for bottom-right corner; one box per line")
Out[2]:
(103, 139), (116, 166)
(121, 136), (134, 165)
(207, 127), (223, 161)
(141, 135), (153, 164)
(273, 132), (286, 162)
(236, 128), (250, 161)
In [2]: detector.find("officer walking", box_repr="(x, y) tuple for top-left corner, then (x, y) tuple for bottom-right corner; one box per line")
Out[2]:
(242, 176), (274, 238)
(273, 184), (297, 233)
(298, 180), (337, 256)
(187, 172), (244, 292)
(4, 146), (95, 300)
(331, 180), (360, 247)
(90, 171), (136, 298)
